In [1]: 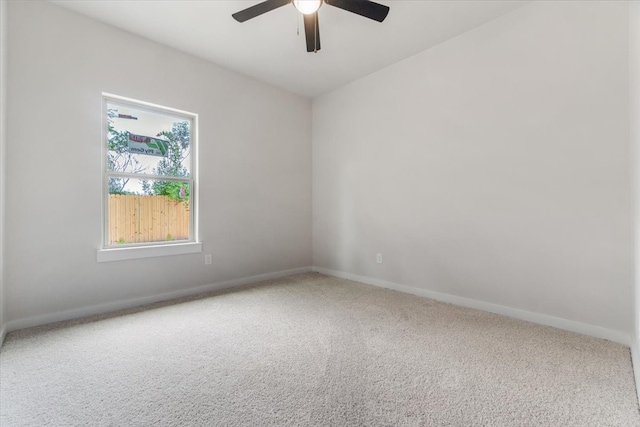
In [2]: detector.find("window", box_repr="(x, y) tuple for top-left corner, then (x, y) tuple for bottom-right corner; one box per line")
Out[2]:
(98, 94), (200, 262)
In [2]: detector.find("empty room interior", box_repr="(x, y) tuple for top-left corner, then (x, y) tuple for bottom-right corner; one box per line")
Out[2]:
(2, 0), (640, 425)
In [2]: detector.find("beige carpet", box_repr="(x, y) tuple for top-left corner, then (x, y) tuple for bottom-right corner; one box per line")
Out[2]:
(1, 273), (638, 426)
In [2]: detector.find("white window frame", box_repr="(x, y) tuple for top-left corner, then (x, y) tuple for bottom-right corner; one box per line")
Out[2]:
(97, 93), (201, 262)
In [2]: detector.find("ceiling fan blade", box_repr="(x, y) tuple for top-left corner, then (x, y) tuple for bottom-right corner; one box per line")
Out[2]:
(232, 0), (291, 23)
(303, 12), (321, 53)
(325, 0), (389, 22)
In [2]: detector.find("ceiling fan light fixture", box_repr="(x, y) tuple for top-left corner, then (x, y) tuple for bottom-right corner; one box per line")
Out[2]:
(293, 0), (322, 15)
(232, 0), (390, 53)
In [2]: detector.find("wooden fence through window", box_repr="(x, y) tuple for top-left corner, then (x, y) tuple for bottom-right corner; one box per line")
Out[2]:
(108, 194), (190, 245)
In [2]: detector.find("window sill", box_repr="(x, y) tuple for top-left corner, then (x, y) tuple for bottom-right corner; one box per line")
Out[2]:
(97, 242), (203, 262)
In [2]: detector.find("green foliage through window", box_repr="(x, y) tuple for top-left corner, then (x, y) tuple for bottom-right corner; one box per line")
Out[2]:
(107, 109), (191, 206)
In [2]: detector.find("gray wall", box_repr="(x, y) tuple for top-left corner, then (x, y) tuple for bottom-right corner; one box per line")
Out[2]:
(631, 0), (640, 384)
(5, 1), (312, 325)
(313, 1), (633, 336)
(0, 0), (7, 341)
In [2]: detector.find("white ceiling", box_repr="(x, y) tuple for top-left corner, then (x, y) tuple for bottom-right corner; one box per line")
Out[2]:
(50, 0), (529, 98)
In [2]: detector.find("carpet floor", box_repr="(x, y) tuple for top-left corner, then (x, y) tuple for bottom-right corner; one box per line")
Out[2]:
(1, 273), (638, 426)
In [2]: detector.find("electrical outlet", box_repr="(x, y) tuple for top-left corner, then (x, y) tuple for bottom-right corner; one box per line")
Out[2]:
(376, 253), (383, 264)
(204, 254), (212, 265)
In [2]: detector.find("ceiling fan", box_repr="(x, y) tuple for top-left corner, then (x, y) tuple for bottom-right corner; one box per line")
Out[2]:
(232, 0), (390, 53)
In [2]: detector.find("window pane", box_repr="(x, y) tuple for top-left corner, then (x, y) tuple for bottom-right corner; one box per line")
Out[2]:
(106, 103), (191, 178)
(107, 179), (191, 245)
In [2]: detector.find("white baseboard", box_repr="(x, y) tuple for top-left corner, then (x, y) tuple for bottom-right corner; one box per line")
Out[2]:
(4, 267), (312, 334)
(313, 267), (631, 346)
(631, 336), (640, 405)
